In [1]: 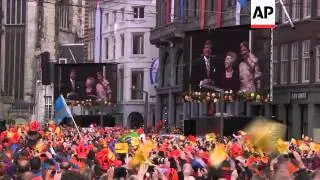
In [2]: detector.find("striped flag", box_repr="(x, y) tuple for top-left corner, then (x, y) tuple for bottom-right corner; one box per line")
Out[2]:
(216, 0), (222, 28)
(199, 0), (206, 29)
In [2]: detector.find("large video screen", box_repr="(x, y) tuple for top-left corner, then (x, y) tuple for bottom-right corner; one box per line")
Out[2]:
(54, 63), (117, 102)
(185, 26), (271, 94)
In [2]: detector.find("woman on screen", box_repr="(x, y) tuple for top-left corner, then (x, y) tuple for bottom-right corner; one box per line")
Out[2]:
(96, 72), (112, 101)
(220, 52), (240, 92)
(85, 77), (97, 100)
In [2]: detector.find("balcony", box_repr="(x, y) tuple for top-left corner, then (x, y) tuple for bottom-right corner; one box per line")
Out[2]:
(150, 22), (186, 45)
(9, 101), (34, 114)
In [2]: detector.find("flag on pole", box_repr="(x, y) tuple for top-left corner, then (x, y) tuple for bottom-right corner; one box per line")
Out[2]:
(236, 0), (248, 25)
(239, 0), (248, 8)
(166, 0), (170, 23)
(55, 95), (72, 124)
(199, 0), (206, 29)
(180, 0), (184, 21)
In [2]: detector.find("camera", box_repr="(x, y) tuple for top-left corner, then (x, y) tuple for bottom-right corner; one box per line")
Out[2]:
(153, 157), (166, 165)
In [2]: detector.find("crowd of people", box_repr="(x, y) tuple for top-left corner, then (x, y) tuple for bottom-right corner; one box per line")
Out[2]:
(0, 119), (320, 180)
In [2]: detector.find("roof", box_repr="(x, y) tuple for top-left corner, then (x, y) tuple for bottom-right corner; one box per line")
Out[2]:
(59, 44), (84, 63)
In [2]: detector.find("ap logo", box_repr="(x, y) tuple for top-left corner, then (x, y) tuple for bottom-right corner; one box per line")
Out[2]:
(251, 0), (275, 29)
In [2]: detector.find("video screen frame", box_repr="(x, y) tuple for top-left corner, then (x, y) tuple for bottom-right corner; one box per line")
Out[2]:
(54, 63), (118, 103)
(184, 26), (271, 94)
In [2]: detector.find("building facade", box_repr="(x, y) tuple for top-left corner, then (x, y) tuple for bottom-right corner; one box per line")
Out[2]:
(272, 0), (320, 139)
(150, 0), (253, 128)
(0, 0), (57, 124)
(151, 0), (319, 139)
(100, 0), (158, 128)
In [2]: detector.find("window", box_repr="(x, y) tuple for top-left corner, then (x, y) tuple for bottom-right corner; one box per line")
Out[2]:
(120, 8), (125, 21)
(133, 7), (144, 18)
(6, 0), (26, 25)
(44, 96), (53, 120)
(105, 38), (109, 59)
(303, 0), (311, 18)
(88, 10), (95, 29)
(120, 34), (125, 57)
(291, 42), (299, 83)
(280, 44), (289, 84)
(105, 13), (109, 25)
(131, 71), (144, 100)
(3, 0), (26, 99)
(316, 46), (320, 81)
(113, 36), (116, 59)
(58, 1), (70, 29)
(113, 10), (117, 23)
(88, 40), (94, 61)
(282, 0), (290, 23)
(273, 46), (279, 85)
(132, 34), (144, 55)
(58, 58), (67, 64)
(292, 0), (300, 21)
(210, 0), (215, 12)
(302, 40), (310, 82)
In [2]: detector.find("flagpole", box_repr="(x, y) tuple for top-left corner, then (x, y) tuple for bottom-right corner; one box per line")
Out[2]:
(70, 114), (83, 139)
(62, 96), (82, 139)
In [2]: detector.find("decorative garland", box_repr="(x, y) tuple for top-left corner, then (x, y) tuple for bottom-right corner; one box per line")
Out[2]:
(67, 99), (116, 107)
(183, 90), (271, 103)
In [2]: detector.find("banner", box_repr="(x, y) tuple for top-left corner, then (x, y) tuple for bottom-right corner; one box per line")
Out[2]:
(150, 58), (159, 84)
(115, 143), (129, 154)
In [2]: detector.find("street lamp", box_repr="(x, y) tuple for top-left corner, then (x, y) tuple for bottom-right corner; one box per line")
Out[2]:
(130, 87), (148, 132)
(199, 84), (225, 136)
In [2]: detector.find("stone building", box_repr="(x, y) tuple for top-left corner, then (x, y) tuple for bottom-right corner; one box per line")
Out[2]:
(100, 0), (158, 128)
(272, 0), (320, 139)
(0, 0), (87, 124)
(0, 0), (57, 123)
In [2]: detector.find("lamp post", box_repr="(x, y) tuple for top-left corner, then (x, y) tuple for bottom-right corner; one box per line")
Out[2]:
(199, 84), (225, 136)
(131, 87), (148, 132)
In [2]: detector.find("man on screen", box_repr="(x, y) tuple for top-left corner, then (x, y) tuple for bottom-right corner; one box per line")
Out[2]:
(191, 40), (222, 90)
(239, 41), (262, 92)
(65, 69), (82, 100)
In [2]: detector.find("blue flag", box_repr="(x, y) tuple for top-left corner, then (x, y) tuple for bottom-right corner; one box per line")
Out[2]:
(55, 95), (72, 124)
(239, 0), (248, 8)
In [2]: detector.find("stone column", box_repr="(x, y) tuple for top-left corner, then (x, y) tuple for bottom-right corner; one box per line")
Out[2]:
(199, 103), (208, 117)
(234, 100), (240, 116)
(307, 104), (315, 138)
(278, 104), (286, 123)
(264, 104), (271, 118)
(246, 102), (252, 116)
(291, 104), (301, 139)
